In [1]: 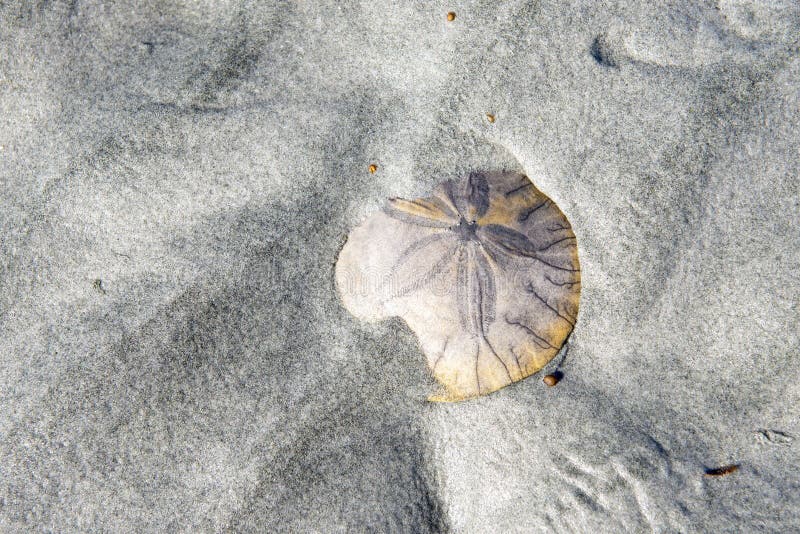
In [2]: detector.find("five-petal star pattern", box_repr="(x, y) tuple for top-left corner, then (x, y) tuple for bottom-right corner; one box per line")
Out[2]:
(336, 171), (580, 401)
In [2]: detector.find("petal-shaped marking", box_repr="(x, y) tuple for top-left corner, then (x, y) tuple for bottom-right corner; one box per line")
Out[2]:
(466, 172), (490, 217)
(474, 246), (496, 326)
(455, 247), (472, 332)
(441, 179), (468, 218)
(455, 244), (512, 392)
(431, 187), (461, 218)
(456, 244), (497, 335)
(443, 173), (491, 221)
(480, 224), (580, 273)
(455, 246), (480, 333)
(480, 224), (537, 255)
(382, 232), (457, 301)
(430, 193), (461, 219)
(383, 197), (459, 228)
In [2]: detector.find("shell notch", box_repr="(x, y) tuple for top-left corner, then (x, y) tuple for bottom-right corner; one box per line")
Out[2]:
(335, 170), (580, 401)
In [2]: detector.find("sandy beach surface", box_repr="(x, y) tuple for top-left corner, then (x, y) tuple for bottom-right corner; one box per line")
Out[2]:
(1, 1), (799, 531)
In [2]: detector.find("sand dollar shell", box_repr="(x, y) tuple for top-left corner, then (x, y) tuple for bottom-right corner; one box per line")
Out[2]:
(336, 171), (580, 401)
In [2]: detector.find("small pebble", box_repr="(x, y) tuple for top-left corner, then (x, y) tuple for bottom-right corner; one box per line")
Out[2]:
(447, 12), (456, 22)
(486, 113), (496, 123)
(543, 374), (559, 387)
(369, 164), (378, 174)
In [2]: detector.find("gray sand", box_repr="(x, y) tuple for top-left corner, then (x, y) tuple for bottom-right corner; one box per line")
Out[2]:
(1, 1), (799, 532)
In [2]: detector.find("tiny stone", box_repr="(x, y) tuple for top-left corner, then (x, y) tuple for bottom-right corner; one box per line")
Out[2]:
(486, 113), (495, 123)
(447, 12), (456, 22)
(369, 164), (378, 174)
(543, 374), (559, 387)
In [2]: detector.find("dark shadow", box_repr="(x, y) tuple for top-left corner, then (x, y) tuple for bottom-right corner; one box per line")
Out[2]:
(590, 34), (618, 68)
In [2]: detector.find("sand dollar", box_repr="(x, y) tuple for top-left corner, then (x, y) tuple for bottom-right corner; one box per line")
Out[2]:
(336, 171), (580, 401)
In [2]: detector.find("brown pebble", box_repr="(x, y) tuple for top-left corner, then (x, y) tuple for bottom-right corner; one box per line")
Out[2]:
(543, 374), (559, 387)
(369, 164), (378, 174)
(447, 12), (456, 22)
(486, 113), (496, 123)
(704, 464), (739, 477)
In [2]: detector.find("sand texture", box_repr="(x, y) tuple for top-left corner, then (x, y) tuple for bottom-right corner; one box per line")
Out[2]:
(1, 1), (799, 532)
